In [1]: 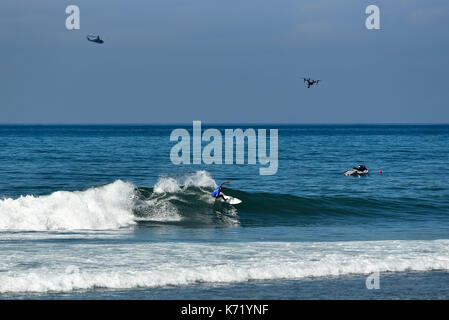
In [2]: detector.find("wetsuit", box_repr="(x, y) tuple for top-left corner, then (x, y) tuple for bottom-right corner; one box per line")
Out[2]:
(212, 184), (226, 201)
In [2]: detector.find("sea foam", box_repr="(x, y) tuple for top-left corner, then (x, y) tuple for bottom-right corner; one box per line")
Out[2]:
(0, 180), (136, 231)
(153, 170), (217, 194)
(0, 239), (448, 293)
(0, 171), (220, 230)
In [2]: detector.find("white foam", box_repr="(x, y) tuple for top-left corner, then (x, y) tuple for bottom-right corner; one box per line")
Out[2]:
(1, 239), (448, 293)
(183, 170), (217, 188)
(144, 171), (218, 222)
(0, 180), (136, 231)
(153, 171), (217, 194)
(0, 171), (217, 230)
(153, 177), (181, 194)
(137, 196), (182, 222)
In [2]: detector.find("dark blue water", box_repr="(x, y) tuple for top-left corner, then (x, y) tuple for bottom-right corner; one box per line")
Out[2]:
(1, 125), (448, 298)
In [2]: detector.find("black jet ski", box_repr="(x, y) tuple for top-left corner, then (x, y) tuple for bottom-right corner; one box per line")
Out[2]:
(344, 165), (369, 176)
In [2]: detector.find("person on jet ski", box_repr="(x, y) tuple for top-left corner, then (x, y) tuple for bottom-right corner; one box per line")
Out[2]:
(344, 164), (369, 176)
(354, 165), (367, 172)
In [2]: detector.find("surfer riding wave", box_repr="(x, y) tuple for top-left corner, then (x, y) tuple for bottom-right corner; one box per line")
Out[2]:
(211, 181), (230, 202)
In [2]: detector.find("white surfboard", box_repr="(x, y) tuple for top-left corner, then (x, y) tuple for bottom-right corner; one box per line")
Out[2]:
(222, 194), (242, 205)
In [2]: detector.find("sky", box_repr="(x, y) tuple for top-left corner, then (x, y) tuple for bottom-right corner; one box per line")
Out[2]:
(1, 0), (449, 124)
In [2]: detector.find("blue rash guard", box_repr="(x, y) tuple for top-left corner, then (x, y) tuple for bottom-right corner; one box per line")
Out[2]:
(211, 184), (223, 198)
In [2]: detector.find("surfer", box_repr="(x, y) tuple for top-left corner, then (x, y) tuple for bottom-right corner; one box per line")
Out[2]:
(212, 181), (230, 202)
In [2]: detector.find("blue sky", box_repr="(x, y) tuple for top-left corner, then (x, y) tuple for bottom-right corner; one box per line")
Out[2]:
(1, 0), (449, 123)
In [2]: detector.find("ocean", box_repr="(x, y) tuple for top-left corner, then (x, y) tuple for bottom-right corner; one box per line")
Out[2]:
(0, 124), (449, 299)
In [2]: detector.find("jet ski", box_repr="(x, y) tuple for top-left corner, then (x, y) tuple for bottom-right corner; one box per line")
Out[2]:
(344, 165), (369, 176)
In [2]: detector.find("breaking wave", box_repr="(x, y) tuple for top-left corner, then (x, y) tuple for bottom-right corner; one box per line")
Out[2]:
(1, 239), (449, 293)
(0, 171), (235, 231)
(0, 180), (136, 231)
(1, 170), (446, 231)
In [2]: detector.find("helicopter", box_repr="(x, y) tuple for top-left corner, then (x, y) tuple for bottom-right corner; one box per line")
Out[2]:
(86, 35), (104, 44)
(303, 78), (321, 88)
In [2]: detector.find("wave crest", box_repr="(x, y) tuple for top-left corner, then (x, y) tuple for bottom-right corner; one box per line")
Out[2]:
(0, 180), (136, 231)
(153, 171), (217, 194)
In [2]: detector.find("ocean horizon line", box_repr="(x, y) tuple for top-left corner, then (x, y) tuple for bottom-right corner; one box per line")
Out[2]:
(1, 122), (449, 127)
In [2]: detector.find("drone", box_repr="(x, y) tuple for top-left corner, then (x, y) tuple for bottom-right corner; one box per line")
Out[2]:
(87, 35), (104, 44)
(303, 77), (321, 88)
